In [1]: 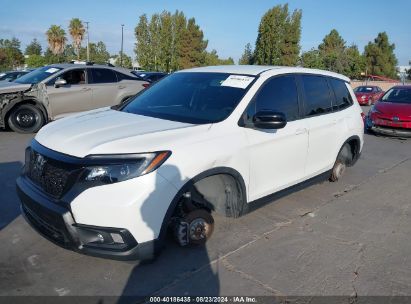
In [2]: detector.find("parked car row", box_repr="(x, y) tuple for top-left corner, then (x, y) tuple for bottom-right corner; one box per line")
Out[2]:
(353, 85), (384, 106)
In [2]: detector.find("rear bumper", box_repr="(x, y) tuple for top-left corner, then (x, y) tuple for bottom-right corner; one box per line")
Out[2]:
(17, 176), (158, 260)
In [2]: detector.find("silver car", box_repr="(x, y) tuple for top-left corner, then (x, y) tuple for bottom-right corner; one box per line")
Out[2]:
(0, 63), (148, 133)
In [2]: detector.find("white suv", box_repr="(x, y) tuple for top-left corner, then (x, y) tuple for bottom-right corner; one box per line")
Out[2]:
(17, 66), (364, 260)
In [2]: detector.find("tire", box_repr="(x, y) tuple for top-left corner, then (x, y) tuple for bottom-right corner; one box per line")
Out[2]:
(330, 144), (352, 182)
(7, 104), (45, 133)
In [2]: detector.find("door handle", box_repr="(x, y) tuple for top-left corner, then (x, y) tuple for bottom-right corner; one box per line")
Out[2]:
(295, 128), (307, 135)
(81, 87), (91, 91)
(118, 85), (126, 89)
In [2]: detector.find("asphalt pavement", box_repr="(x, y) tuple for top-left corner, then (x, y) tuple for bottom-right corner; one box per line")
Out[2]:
(1, 108), (411, 302)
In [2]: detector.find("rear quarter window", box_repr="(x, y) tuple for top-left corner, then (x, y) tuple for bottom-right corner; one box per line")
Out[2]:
(330, 78), (353, 111)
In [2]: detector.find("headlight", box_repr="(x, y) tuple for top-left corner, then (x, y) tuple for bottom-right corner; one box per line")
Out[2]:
(82, 151), (171, 184)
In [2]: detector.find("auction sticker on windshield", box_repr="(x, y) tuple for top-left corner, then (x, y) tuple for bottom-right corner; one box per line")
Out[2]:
(45, 68), (60, 74)
(221, 75), (254, 89)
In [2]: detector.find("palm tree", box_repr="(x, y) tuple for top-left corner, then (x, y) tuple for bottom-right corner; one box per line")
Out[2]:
(69, 18), (85, 59)
(46, 25), (67, 56)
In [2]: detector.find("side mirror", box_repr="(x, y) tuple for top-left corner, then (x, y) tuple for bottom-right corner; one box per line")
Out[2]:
(54, 78), (67, 88)
(252, 111), (287, 129)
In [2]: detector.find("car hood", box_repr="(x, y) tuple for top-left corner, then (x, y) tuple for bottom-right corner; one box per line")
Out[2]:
(35, 108), (211, 158)
(375, 102), (411, 117)
(0, 81), (31, 94)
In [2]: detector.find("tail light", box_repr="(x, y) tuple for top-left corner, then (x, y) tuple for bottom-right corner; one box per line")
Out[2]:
(143, 83), (150, 88)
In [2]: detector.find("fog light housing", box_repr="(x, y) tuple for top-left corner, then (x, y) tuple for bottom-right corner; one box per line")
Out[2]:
(73, 224), (137, 252)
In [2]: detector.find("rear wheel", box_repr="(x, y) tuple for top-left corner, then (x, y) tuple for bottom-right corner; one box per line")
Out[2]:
(330, 144), (352, 182)
(8, 104), (45, 133)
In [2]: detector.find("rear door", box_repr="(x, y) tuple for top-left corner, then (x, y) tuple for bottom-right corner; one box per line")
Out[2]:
(299, 74), (340, 177)
(46, 68), (93, 119)
(243, 75), (309, 201)
(88, 68), (120, 108)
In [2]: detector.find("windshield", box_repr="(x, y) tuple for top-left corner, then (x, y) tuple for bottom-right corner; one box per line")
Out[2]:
(355, 86), (374, 93)
(122, 72), (255, 124)
(14, 66), (62, 84)
(381, 88), (411, 104)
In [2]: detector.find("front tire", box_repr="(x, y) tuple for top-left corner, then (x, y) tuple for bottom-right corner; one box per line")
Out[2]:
(8, 104), (45, 133)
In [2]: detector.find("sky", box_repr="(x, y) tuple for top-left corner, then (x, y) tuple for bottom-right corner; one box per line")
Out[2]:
(1, 0), (410, 65)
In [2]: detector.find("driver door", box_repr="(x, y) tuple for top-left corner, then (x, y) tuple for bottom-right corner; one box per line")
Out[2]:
(46, 68), (93, 119)
(242, 75), (309, 201)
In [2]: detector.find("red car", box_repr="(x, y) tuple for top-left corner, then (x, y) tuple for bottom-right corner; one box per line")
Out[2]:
(354, 85), (384, 106)
(367, 85), (411, 137)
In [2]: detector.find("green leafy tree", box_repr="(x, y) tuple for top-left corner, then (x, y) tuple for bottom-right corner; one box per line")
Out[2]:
(113, 52), (133, 69)
(239, 43), (254, 65)
(46, 25), (67, 56)
(344, 45), (365, 79)
(25, 54), (46, 68)
(364, 32), (398, 79)
(407, 68), (411, 80)
(0, 38), (25, 70)
(69, 18), (85, 59)
(170, 10), (187, 71)
(178, 18), (208, 69)
(79, 41), (110, 64)
(300, 48), (324, 69)
(318, 29), (347, 73)
(25, 38), (42, 56)
(134, 14), (152, 70)
(205, 49), (234, 66)
(254, 4), (302, 66)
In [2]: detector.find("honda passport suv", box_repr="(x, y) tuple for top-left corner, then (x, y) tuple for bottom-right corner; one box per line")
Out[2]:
(17, 66), (364, 260)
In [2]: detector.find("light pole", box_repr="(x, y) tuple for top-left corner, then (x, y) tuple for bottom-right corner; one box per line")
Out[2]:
(85, 21), (90, 62)
(120, 24), (124, 67)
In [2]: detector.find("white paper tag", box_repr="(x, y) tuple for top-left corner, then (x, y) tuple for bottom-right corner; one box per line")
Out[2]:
(45, 68), (60, 74)
(221, 75), (254, 89)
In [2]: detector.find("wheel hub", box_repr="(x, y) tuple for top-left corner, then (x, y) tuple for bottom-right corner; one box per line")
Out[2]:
(189, 218), (209, 241)
(16, 110), (37, 128)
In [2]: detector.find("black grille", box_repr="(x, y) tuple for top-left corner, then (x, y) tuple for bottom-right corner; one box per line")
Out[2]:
(26, 149), (82, 198)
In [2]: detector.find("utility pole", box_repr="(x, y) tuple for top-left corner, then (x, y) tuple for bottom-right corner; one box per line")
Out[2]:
(120, 24), (124, 67)
(85, 21), (90, 62)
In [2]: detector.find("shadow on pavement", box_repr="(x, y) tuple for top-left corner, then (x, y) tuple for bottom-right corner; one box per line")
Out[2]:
(0, 161), (23, 231)
(118, 165), (219, 302)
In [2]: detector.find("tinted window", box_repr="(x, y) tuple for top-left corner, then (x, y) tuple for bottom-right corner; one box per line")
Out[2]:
(330, 78), (353, 110)
(116, 71), (138, 81)
(54, 69), (86, 85)
(302, 75), (332, 117)
(381, 88), (411, 104)
(246, 75), (299, 121)
(122, 72), (254, 124)
(90, 68), (117, 83)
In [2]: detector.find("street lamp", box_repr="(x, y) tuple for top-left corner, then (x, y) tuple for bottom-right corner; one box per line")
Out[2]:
(85, 21), (90, 62)
(120, 24), (124, 67)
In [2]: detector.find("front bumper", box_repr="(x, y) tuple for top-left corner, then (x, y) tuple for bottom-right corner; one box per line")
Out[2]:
(17, 176), (158, 260)
(366, 116), (411, 138)
(370, 125), (411, 138)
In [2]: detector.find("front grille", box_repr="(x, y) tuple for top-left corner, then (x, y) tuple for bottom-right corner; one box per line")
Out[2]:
(26, 149), (82, 198)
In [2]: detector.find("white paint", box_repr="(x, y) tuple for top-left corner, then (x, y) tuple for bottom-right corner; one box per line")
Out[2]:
(54, 287), (71, 296)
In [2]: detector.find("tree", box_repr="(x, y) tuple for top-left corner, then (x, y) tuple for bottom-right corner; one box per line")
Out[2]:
(25, 39), (42, 56)
(0, 38), (25, 70)
(344, 45), (365, 79)
(239, 43), (253, 65)
(113, 52), (133, 69)
(300, 48), (324, 69)
(254, 4), (302, 66)
(69, 18), (85, 59)
(407, 68), (411, 80)
(318, 29), (346, 73)
(46, 25), (67, 56)
(364, 32), (398, 79)
(79, 41), (110, 63)
(204, 49), (234, 66)
(178, 18), (208, 69)
(25, 54), (46, 68)
(135, 11), (209, 71)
